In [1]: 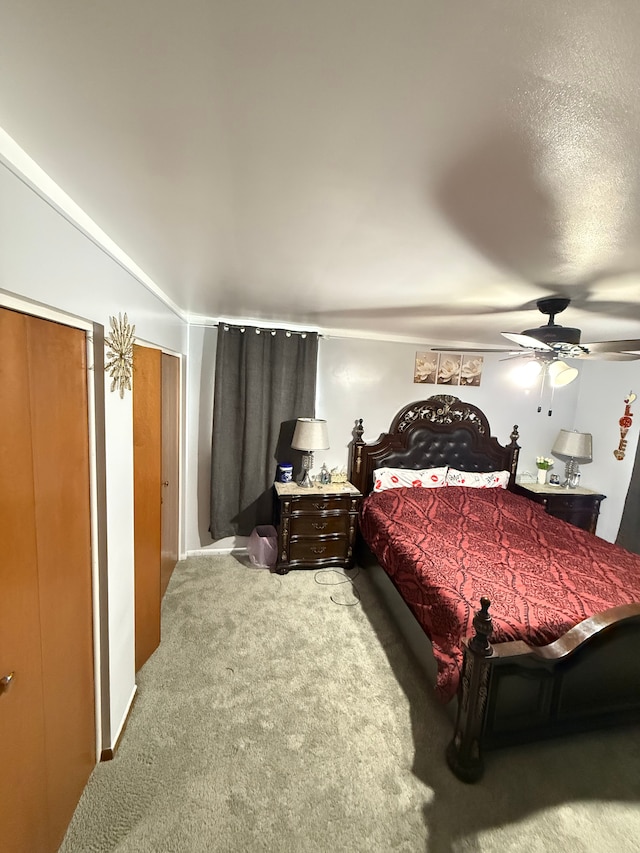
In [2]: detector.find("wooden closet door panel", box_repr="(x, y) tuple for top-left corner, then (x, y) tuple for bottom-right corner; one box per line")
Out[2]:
(0, 308), (49, 853)
(26, 315), (96, 850)
(133, 344), (162, 671)
(161, 353), (180, 597)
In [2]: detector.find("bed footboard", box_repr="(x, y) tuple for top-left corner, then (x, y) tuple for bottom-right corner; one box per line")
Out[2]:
(447, 599), (640, 783)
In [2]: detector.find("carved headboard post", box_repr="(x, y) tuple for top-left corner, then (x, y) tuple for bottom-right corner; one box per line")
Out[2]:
(349, 418), (366, 493)
(507, 425), (520, 489)
(446, 597), (494, 782)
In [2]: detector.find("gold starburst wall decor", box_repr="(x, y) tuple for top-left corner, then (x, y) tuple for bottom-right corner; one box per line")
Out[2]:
(105, 313), (135, 398)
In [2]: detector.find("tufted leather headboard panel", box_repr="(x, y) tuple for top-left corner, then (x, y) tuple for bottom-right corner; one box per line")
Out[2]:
(349, 395), (520, 495)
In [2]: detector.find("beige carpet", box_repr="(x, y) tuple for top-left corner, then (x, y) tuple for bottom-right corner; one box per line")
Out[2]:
(60, 556), (640, 852)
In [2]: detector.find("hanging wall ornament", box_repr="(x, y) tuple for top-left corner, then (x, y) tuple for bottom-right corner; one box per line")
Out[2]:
(105, 312), (135, 398)
(614, 392), (636, 460)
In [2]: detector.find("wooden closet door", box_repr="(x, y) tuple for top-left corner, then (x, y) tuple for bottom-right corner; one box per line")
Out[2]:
(27, 314), (96, 850)
(0, 308), (95, 853)
(133, 344), (162, 671)
(161, 353), (180, 596)
(0, 308), (49, 853)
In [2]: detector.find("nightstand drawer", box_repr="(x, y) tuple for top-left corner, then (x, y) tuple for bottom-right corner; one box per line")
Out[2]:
(288, 494), (353, 514)
(545, 495), (580, 510)
(290, 513), (349, 537)
(289, 537), (349, 563)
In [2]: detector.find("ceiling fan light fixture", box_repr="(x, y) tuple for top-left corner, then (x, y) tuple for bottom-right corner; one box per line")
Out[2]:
(548, 360), (579, 387)
(513, 359), (543, 387)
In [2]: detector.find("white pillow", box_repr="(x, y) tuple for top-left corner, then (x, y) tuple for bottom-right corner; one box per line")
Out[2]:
(446, 469), (510, 489)
(373, 466), (448, 493)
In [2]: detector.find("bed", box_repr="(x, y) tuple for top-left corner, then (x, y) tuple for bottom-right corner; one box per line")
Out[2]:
(349, 394), (640, 782)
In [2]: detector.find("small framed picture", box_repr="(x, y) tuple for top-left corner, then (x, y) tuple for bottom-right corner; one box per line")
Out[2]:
(414, 351), (438, 384)
(459, 355), (484, 386)
(436, 353), (461, 386)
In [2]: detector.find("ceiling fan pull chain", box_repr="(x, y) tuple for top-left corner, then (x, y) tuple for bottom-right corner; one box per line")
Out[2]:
(537, 366), (545, 413)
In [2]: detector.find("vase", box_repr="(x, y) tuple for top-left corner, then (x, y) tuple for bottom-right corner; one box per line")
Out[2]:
(537, 469), (547, 485)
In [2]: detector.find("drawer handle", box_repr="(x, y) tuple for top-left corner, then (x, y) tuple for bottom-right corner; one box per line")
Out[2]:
(312, 501), (326, 509)
(311, 546), (326, 555)
(312, 522), (328, 530)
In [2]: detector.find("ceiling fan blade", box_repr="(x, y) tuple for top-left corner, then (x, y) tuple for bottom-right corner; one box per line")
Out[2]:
(431, 347), (516, 353)
(501, 332), (554, 351)
(583, 339), (640, 353)
(580, 351), (640, 361)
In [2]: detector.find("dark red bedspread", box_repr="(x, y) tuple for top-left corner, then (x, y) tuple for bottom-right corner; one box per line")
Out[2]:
(360, 486), (640, 702)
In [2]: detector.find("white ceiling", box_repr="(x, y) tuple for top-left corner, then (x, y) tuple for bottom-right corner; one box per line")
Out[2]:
(2, 1), (640, 346)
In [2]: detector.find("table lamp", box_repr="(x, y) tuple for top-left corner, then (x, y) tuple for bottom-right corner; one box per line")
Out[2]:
(552, 429), (592, 488)
(291, 418), (329, 487)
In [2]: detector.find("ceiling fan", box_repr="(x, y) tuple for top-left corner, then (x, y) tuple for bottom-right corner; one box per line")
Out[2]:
(434, 297), (640, 414)
(436, 297), (640, 363)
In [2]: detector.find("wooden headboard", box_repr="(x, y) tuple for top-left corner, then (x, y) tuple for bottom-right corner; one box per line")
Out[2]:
(349, 395), (520, 495)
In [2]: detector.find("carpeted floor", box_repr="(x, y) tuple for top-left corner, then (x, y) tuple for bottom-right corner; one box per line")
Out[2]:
(60, 556), (640, 852)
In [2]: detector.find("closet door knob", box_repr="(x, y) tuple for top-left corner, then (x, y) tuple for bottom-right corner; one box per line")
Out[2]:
(0, 672), (14, 695)
(162, 481), (169, 487)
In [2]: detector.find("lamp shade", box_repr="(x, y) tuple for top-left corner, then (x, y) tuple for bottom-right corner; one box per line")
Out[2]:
(291, 418), (329, 452)
(547, 360), (579, 387)
(552, 429), (593, 463)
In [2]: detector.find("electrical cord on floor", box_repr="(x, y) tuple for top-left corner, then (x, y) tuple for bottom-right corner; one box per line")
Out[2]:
(314, 566), (361, 606)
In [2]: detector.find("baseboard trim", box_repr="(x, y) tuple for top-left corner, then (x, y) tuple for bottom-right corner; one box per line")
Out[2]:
(187, 547), (249, 556)
(100, 685), (137, 761)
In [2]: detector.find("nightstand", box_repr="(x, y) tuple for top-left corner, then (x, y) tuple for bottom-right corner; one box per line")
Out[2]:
(273, 481), (362, 574)
(513, 482), (606, 534)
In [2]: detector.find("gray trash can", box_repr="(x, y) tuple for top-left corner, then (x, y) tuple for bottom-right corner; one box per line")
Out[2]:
(247, 525), (278, 568)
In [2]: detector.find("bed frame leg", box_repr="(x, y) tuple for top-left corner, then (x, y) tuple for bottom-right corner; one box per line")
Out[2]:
(446, 597), (493, 783)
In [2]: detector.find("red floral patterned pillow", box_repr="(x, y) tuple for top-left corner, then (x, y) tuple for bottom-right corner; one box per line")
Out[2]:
(445, 469), (509, 488)
(373, 466), (448, 493)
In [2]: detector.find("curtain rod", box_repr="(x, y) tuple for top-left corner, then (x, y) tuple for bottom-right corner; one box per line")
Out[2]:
(219, 323), (323, 338)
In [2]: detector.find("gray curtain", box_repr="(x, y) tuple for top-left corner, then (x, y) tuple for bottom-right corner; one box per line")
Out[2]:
(616, 439), (640, 554)
(210, 325), (318, 540)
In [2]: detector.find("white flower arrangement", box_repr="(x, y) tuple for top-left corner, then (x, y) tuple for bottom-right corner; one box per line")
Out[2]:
(536, 456), (554, 470)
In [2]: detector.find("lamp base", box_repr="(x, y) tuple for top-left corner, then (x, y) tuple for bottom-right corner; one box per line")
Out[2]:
(297, 452), (314, 488)
(561, 459), (581, 489)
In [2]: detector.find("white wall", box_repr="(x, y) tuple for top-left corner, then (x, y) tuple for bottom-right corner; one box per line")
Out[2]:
(317, 337), (578, 480)
(185, 324), (218, 550)
(0, 158), (188, 749)
(573, 360), (640, 541)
